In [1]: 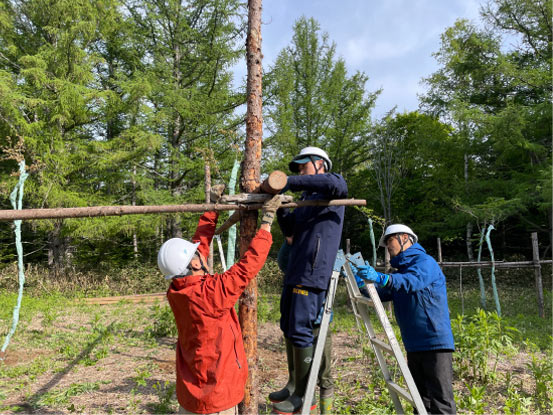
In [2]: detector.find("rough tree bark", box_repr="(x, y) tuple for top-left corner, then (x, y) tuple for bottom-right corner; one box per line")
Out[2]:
(239, 0), (262, 412)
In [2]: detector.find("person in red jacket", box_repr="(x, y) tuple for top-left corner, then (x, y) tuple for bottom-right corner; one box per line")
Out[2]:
(158, 192), (282, 414)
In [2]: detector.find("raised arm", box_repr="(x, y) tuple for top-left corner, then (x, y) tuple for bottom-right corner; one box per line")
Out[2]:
(286, 173), (347, 198)
(192, 211), (219, 258)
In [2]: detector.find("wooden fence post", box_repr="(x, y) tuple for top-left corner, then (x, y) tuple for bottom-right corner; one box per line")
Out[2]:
(437, 237), (443, 263)
(531, 232), (545, 318)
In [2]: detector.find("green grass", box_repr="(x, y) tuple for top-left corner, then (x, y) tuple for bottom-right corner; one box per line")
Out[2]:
(32, 381), (109, 408)
(0, 260), (551, 414)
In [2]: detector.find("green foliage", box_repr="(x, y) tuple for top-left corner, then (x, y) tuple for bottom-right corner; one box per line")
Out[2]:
(257, 294), (280, 324)
(503, 385), (533, 415)
(452, 309), (518, 383)
(33, 381), (107, 408)
(148, 381), (177, 414)
(264, 17), (379, 178)
(132, 366), (152, 388)
(420, 0), (551, 246)
(0, 0), (246, 273)
(525, 340), (553, 413)
(459, 383), (487, 414)
(146, 304), (177, 338)
(258, 257), (284, 294)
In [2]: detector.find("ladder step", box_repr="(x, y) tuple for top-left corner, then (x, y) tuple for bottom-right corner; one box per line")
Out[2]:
(352, 295), (374, 306)
(370, 337), (393, 354)
(387, 381), (415, 405)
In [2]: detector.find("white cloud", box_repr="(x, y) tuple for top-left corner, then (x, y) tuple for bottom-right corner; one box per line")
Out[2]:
(234, 0), (488, 117)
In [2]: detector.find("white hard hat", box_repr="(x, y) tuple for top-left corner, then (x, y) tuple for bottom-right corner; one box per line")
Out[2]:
(157, 238), (200, 279)
(289, 146), (332, 173)
(379, 224), (418, 247)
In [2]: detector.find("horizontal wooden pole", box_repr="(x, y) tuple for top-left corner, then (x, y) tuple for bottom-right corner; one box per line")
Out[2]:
(0, 199), (366, 221)
(438, 260), (552, 268)
(220, 193), (293, 203)
(83, 292), (166, 305)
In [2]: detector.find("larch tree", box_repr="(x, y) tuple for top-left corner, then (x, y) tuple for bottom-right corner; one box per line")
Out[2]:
(264, 17), (378, 179)
(421, 0), (551, 257)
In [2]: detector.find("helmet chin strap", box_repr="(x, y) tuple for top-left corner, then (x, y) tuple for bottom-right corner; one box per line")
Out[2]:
(309, 156), (323, 174)
(396, 234), (407, 253)
(191, 252), (210, 274)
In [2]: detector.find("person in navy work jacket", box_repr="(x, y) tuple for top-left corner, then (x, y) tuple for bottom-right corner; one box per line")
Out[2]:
(355, 224), (456, 415)
(269, 146), (347, 415)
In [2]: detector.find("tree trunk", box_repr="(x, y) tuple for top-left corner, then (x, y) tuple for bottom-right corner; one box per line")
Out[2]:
(239, 0), (262, 412)
(47, 219), (69, 277)
(466, 221), (474, 262)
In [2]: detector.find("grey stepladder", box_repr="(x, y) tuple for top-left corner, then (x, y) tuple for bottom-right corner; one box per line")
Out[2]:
(300, 250), (427, 415)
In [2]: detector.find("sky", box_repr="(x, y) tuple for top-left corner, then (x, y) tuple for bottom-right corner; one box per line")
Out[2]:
(234, 0), (484, 119)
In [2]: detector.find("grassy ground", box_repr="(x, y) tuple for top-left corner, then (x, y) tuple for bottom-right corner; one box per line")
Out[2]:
(0, 260), (551, 414)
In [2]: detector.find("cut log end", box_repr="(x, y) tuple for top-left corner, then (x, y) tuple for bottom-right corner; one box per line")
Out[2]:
(260, 170), (287, 194)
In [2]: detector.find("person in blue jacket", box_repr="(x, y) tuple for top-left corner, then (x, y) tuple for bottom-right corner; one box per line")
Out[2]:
(270, 146), (347, 415)
(355, 224), (456, 414)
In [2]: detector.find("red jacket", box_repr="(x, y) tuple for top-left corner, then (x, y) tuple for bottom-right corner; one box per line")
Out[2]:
(167, 211), (272, 413)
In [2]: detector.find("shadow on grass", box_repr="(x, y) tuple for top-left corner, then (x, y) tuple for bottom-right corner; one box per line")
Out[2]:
(19, 322), (115, 411)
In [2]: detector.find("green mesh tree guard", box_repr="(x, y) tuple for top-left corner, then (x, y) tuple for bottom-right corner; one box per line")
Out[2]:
(485, 224), (501, 316)
(476, 226), (487, 309)
(225, 159), (240, 268)
(1, 161), (28, 356)
(367, 218), (377, 268)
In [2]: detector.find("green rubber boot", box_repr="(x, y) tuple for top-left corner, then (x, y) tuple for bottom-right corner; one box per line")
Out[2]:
(269, 337), (295, 403)
(319, 387), (334, 414)
(272, 346), (316, 414)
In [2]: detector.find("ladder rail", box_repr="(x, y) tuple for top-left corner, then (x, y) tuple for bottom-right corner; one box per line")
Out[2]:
(341, 268), (364, 331)
(364, 281), (427, 413)
(342, 259), (405, 414)
(301, 269), (340, 415)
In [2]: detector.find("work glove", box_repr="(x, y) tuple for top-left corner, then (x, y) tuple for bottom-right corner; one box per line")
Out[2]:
(209, 184), (226, 203)
(261, 195), (282, 226)
(355, 264), (391, 288)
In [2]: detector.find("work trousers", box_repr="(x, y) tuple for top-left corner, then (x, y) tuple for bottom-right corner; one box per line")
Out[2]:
(280, 284), (327, 347)
(407, 350), (456, 414)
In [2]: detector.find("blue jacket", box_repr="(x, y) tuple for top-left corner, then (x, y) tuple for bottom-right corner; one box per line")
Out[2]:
(377, 243), (455, 353)
(277, 173), (347, 290)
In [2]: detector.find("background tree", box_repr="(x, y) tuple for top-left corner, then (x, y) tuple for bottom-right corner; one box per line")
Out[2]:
(263, 17), (379, 179)
(0, 0), (247, 272)
(421, 0), (551, 258)
(124, 0), (246, 240)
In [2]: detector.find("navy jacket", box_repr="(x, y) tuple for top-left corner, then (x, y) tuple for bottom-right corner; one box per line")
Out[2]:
(277, 173), (347, 290)
(377, 243), (455, 353)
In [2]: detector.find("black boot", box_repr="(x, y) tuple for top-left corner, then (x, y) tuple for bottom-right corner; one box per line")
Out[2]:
(269, 337), (295, 403)
(273, 346), (316, 414)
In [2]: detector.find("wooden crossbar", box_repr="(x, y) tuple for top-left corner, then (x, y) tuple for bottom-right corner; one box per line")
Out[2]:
(0, 198), (366, 221)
